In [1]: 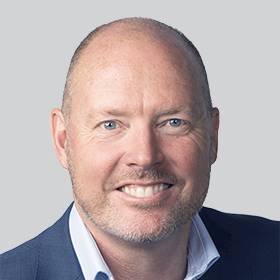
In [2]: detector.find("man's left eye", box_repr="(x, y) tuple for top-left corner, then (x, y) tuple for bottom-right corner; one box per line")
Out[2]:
(103, 121), (117, 130)
(160, 118), (191, 135)
(168, 119), (182, 127)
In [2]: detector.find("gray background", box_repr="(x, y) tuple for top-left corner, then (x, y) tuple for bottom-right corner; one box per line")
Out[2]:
(1, 1), (279, 254)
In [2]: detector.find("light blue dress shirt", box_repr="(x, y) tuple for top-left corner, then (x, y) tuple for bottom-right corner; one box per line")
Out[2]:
(69, 204), (220, 280)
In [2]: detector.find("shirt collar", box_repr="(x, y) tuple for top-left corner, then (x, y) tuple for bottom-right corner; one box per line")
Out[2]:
(69, 204), (220, 280)
(69, 204), (113, 280)
(186, 212), (220, 279)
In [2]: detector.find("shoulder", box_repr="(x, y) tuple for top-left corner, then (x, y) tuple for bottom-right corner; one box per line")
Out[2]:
(0, 204), (73, 280)
(0, 234), (41, 279)
(200, 207), (279, 239)
(199, 207), (279, 279)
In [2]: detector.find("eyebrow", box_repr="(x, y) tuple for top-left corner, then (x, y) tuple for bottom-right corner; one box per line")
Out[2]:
(87, 105), (193, 122)
(97, 108), (134, 117)
(104, 106), (189, 116)
(101, 109), (133, 117)
(86, 108), (132, 122)
(156, 106), (189, 116)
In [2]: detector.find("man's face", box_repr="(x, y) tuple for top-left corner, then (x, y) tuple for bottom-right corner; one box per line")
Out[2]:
(66, 34), (217, 243)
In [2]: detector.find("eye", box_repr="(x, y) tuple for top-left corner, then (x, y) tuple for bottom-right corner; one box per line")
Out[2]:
(102, 121), (117, 130)
(169, 119), (182, 127)
(158, 118), (191, 135)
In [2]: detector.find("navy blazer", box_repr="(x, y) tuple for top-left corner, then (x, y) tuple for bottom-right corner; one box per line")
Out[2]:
(1, 204), (279, 279)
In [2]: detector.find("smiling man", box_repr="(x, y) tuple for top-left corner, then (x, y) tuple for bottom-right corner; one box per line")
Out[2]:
(0, 18), (279, 280)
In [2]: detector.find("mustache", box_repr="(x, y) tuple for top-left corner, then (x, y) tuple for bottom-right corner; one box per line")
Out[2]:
(104, 169), (186, 191)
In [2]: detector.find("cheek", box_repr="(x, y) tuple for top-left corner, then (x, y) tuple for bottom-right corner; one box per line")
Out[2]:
(171, 144), (210, 206)
(164, 138), (210, 178)
(179, 150), (205, 177)
(70, 138), (124, 188)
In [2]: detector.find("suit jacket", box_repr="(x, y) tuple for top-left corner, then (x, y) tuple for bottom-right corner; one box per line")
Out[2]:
(0, 204), (279, 280)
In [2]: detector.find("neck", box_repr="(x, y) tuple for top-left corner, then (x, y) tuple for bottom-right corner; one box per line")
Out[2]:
(90, 223), (192, 280)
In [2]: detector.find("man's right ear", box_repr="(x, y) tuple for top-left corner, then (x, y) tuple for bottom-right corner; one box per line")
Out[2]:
(50, 109), (68, 169)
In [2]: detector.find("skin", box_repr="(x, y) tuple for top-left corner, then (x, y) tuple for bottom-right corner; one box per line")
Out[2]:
(51, 23), (219, 280)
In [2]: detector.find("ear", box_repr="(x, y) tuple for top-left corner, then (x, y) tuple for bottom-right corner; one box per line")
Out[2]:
(50, 108), (68, 169)
(211, 107), (220, 164)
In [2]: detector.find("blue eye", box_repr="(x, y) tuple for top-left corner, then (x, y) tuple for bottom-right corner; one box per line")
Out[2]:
(169, 119), (182, 127)
(103, 121), (117, 130)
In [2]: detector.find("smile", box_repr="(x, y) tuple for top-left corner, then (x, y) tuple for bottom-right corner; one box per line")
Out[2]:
(118, 184), (172, 198)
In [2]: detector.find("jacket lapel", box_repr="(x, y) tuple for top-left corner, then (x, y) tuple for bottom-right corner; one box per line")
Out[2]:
(35, 203), (85, 280)
(199, 255), (252, 280)
(199, 207), (252, 280)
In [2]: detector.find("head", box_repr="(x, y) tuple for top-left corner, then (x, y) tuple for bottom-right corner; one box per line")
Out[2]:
(62, 18), (213, 126)
(51, 18), (219, 243)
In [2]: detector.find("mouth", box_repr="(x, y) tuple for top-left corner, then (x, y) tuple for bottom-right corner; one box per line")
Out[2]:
(117, 183), (173, 198)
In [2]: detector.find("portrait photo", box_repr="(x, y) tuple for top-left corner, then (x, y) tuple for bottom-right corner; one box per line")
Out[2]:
(1, 1), (279, 279)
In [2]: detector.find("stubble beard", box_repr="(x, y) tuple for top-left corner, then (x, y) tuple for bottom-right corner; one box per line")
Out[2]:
(66, 145), (210, 243)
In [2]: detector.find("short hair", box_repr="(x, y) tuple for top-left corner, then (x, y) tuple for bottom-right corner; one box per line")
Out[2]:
(62, 18), (212, 125)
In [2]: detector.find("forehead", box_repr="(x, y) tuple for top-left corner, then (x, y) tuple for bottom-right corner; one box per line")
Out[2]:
(77, 26), (195, 81)
(70, 28), (202, 117)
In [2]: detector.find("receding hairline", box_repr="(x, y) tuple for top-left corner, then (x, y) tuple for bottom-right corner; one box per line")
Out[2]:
(62, 17), (212, 124)
(70, 18), (193, 66)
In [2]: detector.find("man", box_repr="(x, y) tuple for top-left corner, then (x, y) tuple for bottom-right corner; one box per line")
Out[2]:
(0, 18), (279, 280)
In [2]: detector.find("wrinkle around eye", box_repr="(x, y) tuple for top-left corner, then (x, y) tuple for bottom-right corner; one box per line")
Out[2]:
(93, 120), (127, 140)
(158, 119), (192, 135)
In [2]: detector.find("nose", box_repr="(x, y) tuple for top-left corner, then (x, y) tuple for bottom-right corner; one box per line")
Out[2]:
(123, 127), (165, 171)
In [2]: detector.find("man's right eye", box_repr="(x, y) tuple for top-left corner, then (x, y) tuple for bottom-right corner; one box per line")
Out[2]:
(102, 121), (117, 130)
(168, 118), (182, 127)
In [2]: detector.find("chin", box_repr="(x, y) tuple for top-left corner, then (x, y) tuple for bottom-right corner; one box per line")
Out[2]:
(91, 200), (200, 244)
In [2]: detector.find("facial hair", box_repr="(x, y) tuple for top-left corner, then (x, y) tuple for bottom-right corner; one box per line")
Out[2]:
(67, 141), (209, 243)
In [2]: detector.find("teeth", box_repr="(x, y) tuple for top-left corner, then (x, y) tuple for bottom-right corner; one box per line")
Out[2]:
(125, 186), (130, 195)
(121, 184), (170, 198)
(130, 188), (136, 196)
(145, 186), (153, 197)
(136, 188), (145, 197)
(154, 185), (158, 194)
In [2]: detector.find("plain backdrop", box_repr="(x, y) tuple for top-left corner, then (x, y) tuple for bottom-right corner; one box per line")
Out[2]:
(1, 1), (279, 254)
